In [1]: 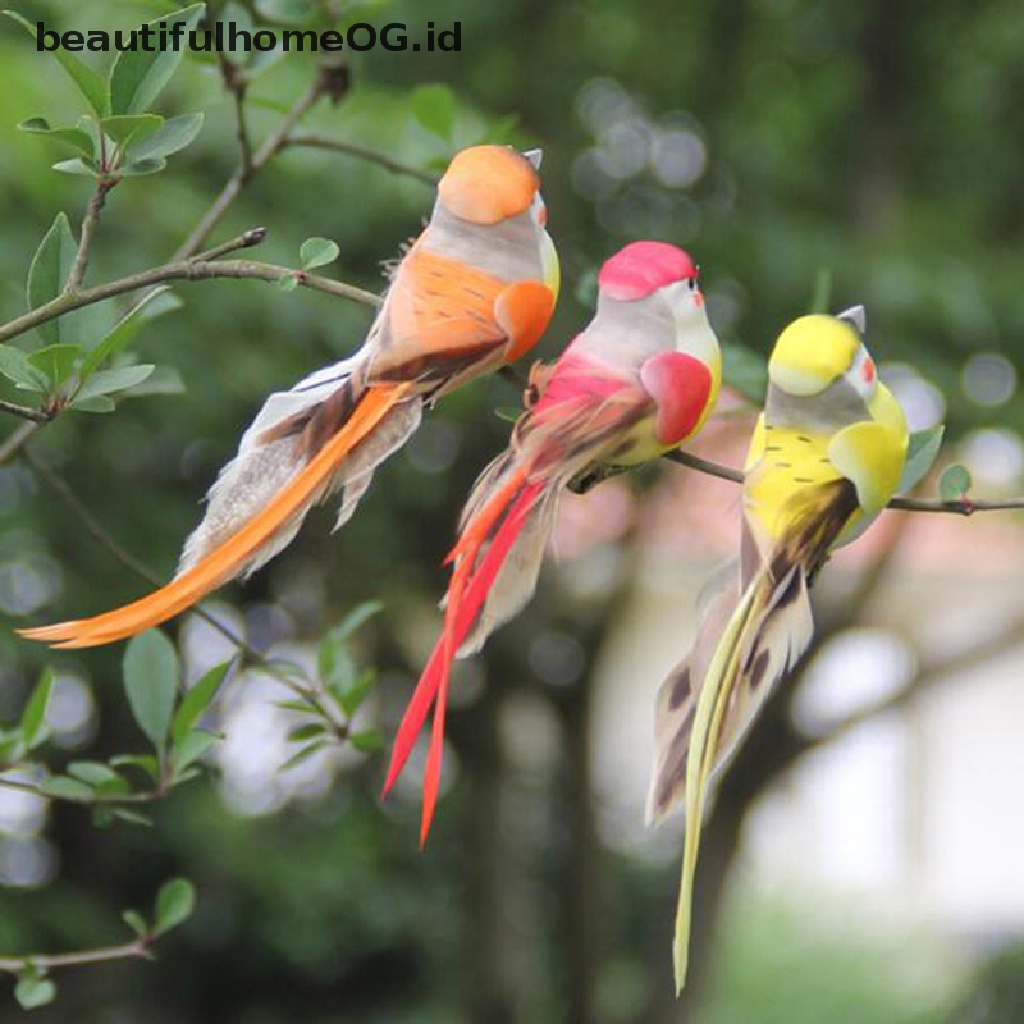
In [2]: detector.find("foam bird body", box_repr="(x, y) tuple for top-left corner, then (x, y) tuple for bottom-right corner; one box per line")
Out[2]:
(383, 241), (722, 842)
(22, 145), (558, 650)
(647, 307), (909, 991)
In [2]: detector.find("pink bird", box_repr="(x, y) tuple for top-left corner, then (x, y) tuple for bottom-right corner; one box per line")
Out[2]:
(382, 241), (723, 841)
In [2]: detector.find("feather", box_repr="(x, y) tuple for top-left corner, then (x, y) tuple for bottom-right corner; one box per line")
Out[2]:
(663, 477), (859, 991)
(382, 476), (545, 800)
(19, 385), (411, 648)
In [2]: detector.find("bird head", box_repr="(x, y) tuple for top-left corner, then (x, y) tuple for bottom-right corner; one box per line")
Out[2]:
(768, 307), (878, 401)
(597, 241), (702, 313)
(437, 145), (545, 226)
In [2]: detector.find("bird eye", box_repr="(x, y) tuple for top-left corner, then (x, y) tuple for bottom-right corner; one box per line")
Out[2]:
(687, 278), (697, 291)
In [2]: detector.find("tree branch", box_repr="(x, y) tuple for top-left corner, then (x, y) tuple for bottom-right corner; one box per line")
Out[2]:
(190, 225), (267, 262)
(812, 613), (1024, 749)
(0, 249), (380, 346)
(217, 53), (253, 178)
(0, 399), (51, 424)
(0, 938), (153, 974)
(0, 423), (41, 466)
(172, 77), (325, 261)
(663, 448), (1024, 515)
(64, 181), (113, 294)
(0, 775), (163, 805)
(284, 134), (438, 185)
(21, 447), (351, 740)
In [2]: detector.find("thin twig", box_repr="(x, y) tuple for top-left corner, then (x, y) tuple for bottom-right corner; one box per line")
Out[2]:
(172, 78), (325, 261)
(285, 134), (438, 185)
(812, 612), (1024, 749)
(0, 775), (162, 805)
(190, 226), (268, 262)
(0, 938), (152, 974)
(22, 448), (350, 738)
(0, 399), (51, 424)
(662, 448), (1024, 515)
(64, 182), (113, 294)
(0, 253), (380, 346)
(217, 53), (253, 178)
(0, 422), (40, 466)
(664, 449), (742, 484)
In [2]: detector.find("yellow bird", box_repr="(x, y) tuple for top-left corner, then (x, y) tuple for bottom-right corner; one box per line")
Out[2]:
(646, 306), (909, 992)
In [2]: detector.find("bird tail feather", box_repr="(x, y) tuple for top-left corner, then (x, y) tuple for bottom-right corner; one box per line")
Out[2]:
(19, 385), (411, 649)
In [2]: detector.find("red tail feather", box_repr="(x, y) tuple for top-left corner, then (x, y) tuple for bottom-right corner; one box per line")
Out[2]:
(383, 479), (544, 841)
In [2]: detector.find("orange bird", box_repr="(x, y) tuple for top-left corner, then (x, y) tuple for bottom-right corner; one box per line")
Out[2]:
(21, 145), (559, 649)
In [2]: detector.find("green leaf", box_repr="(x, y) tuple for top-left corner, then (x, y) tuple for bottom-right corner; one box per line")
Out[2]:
(41, 775), (94, 801)
(330, 600), (383, 641)
(67, 761), (122, 787)
(80, 286), (180, 378)
(71, 395), (116, 413)
(113, 808), (154, 828)
(3, 10), (108, 116)
(109, 753), (161, 782)
(274, 698), (316, 714)
(254, 0), (315, 24)
(722, 343), (768, 404)
(339, 669), (377, 717)
(172, 661), (230, 745)
(92, 805), (114, 828)
(350, 729), (383, 753)
(14, 971), (56, 1010)
(109, 4), (206, 115)
(153, 877), (195, 935)
(76, 364), (156, 402)
(0, 347), (50, 391)
(809, 267), (833, 314)
(318, 601), (381, 692)
(19, 118), (95, 157)
(939, 463), (972, 502)
(300, 237), (340, 271)
(287, 722), (327, 743)
(172, 728), (218, 776)
(123, 630), (179, 753)
(259, 658), (309, 680)
(100, 113), (163, 146)
(124, 365), (184, 398)
(120, 158), (167, 177)
(27, 213), (79, 348)
(122, 909), (149, 937)
(281, 740), (328, 771)
(129, 113), (204, 161)
(477, 112), (521, 146)
(52, 157), (99, 177)
(275, 274), (299, 292)
(27, 343), (82, 389)
(20, 669), (53, 749)
(411, 84), (456, 141)
(897, 425), (945, 494)
(318, 640), (354, 692)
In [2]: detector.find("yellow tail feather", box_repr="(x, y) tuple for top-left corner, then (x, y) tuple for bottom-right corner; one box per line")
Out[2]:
(673, 570), (764, 993)
(19, 385), (409, 649)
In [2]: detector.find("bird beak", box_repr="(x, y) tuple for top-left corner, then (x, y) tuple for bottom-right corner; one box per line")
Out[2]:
(838, 304), (867, 334)
(522, 148), (543, 170)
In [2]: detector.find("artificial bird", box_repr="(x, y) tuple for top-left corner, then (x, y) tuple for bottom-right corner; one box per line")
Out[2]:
(383, 240), (722, 842)
(21, 144), (559, 649)
(646, 306), (909, 992)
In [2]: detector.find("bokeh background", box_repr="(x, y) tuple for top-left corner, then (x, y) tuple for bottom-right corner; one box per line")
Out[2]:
(1, 0), (1024, 1021)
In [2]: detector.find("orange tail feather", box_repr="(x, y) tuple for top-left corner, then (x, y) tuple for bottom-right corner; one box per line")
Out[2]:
(19, 385), (411, 649)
